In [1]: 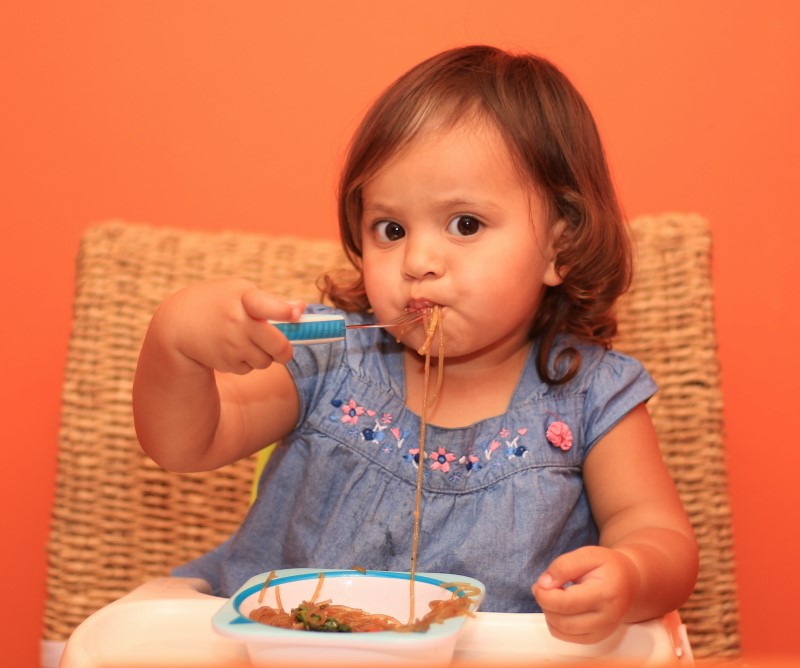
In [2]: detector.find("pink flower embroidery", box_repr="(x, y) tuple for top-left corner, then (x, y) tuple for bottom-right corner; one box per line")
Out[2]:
(430, 447), (456, 473)
(546, 421), (573, 451)
(340, 399), (365, 425)
(486, 439), (502, 460)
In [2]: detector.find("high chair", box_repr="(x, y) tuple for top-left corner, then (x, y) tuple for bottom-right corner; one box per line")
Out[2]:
(43, 215), (740, 666)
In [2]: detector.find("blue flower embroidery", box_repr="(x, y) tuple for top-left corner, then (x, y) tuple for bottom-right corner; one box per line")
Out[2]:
(403, 448), (421, 468)
(459, 454), (482, 475)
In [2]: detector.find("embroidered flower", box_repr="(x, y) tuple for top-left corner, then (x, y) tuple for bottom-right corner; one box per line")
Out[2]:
(507, 444), (527, 458)
(546, 421), (573, 451)
(499, 428), (510, 438)
(390, 426), (409, 449)
(448, 470), (462, 484)
(404, 447), (422, 467)
(430, 447), (456, 473)
(459, 454), (482, 475)
(340, 399), (365, 425)
(486, 439), (502, 459)
(504, 433), (528, 459)
(381, 413), (393, 424)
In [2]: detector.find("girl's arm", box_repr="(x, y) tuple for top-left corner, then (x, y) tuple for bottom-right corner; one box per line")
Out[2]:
(132, 278), (305, 473)
(533, 403), (699, 643)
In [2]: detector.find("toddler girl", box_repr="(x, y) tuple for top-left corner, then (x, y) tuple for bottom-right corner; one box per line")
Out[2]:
(133, 44), (698, 644)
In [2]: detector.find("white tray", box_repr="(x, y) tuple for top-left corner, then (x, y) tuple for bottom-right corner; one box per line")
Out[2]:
(59, 578), (692, 667)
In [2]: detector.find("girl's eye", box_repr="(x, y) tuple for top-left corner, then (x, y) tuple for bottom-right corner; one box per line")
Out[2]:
(446, 215), (482, 237)
(374, 220), (406, 242)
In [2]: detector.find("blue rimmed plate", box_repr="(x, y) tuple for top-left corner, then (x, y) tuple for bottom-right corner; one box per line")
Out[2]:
(212, 568), (485, 665)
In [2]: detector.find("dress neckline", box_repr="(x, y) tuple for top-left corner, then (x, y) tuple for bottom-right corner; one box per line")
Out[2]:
(381, 333), (539, 430)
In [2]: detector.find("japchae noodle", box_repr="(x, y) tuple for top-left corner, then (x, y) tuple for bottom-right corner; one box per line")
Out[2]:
(249, 596), (402, 632)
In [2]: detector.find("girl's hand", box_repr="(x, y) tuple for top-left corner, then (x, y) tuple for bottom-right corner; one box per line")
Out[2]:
(134, 277), (306, 472)
(153, 277), (306, 374)
(532, 545), (639, 644)
(538, 403), (699, 643)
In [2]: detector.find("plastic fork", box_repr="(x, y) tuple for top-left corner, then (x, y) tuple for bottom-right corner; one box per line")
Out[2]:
(270, 310), (428, 345)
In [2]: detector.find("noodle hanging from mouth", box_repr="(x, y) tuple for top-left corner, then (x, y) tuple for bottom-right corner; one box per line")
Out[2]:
(408, 305), (443, 623)
(416, 307), (444, 408)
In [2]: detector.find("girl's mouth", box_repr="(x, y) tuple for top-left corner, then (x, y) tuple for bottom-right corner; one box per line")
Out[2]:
(406, 298), (436, 313)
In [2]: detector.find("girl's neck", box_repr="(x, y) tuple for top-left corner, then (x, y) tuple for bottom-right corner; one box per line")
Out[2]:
(402, 340), (532, 428)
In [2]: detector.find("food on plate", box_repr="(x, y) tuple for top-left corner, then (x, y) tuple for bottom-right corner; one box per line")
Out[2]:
(248, 571), (479, 633)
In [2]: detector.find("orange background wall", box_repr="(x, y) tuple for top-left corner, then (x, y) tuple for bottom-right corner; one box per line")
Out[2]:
(3, 2), (799, 665)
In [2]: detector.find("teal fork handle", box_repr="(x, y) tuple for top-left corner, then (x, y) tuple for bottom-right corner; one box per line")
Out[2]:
(269, 314), (346, 344)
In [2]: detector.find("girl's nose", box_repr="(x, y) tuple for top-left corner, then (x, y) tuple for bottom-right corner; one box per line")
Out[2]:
(402, 234), (445, 280)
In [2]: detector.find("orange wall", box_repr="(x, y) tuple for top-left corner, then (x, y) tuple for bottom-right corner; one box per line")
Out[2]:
(3, 2), (799, 664)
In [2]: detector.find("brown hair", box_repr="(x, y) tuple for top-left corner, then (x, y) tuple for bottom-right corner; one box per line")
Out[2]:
(320, 45), (631, 384)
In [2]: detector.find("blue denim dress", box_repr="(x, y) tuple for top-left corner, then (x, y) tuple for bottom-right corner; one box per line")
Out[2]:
(174, 306), (657, 612)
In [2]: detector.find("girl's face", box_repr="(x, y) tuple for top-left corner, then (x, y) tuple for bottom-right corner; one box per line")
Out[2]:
(360, 118), (562, 361)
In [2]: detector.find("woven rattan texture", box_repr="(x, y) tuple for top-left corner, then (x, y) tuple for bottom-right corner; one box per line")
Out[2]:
(44, 221), (348, 641)
(616, 214), (739, 658)
(45, 215), (739, 658)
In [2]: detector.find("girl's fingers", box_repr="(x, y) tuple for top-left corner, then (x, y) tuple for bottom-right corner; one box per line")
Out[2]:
(537, 546), (605, 589)
(543, 608), (619, 645)
(238, 289), (304, 365)
(534, 574), (601, 617)
(241, 288), (304, 322)
(241, 346), (274, 371)
(246, 322), (293, 365)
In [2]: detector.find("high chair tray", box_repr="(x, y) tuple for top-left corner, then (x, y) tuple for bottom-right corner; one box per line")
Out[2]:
(59, 578), (692, 666)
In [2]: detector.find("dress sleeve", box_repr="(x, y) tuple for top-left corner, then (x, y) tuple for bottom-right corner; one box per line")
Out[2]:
(581, 349), (658, 457)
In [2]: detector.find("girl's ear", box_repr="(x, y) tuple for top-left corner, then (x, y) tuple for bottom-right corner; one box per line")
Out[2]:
(543, 218), (565, 287)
